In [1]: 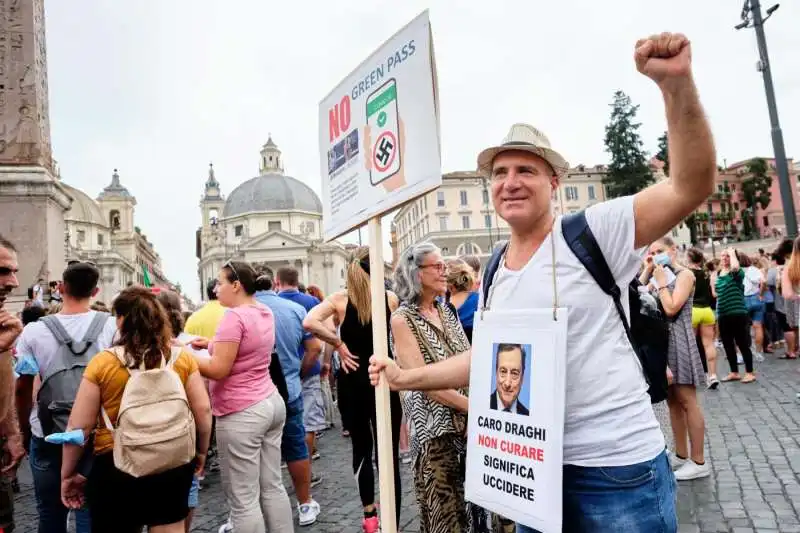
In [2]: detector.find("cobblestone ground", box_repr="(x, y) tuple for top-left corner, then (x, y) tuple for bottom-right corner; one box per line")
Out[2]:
(10, 353), (800, 532)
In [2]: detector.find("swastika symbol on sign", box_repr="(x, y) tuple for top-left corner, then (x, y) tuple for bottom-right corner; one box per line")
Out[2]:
(377, 138), (393, 165)
(373, 131), (397, 172)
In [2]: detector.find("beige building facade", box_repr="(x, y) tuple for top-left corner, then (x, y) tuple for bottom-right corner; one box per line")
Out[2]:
(392, 171), (509, 266)
(553, 164), (609, 216)
(62, 168), (177, 304)
(196, 138), (353, 300)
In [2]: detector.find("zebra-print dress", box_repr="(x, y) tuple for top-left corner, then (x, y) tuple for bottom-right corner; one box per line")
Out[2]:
(392, 301), (511, 533)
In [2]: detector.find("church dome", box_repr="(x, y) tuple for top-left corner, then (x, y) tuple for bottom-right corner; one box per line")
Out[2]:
(223, 173), (322, 217)
(63, 183), (106, 226)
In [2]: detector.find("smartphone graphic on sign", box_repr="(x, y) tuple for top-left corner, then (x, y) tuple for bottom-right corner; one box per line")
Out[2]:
(366, 78), (401, 186)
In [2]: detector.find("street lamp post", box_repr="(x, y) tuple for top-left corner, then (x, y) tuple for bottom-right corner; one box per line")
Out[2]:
(708, 201), (716, 259)
(481, 177), (494, 250)
(736, 0), (797, 238)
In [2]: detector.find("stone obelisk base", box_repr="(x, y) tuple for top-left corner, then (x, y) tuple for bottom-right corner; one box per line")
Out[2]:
(0, 166), (72, 311)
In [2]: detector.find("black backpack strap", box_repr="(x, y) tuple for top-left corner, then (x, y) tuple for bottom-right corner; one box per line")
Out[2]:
(481, 241), (509, 308)
(561, 212), (643, 374)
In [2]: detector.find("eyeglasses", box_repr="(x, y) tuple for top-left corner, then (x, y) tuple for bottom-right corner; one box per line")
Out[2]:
(420, 262), (447, 274)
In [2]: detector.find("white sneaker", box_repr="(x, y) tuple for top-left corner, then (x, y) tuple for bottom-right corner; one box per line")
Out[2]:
(218, 518), (233, 533)
(707, 375), (720, 390)
(298, 498), (321, 526)
(668, 452), (688, 471)
(674, 460), (711, 481)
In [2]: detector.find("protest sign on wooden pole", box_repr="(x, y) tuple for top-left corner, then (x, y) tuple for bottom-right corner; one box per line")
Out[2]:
(367, 216), (395, 530)
(318, 11), (441, 531)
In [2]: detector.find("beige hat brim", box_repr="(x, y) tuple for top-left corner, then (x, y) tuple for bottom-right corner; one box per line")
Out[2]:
(477, 143), (569, 178)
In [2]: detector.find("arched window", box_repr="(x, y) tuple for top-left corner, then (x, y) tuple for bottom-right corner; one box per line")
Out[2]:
(456, 242), (482, 256)
(109, 210), (121, 231)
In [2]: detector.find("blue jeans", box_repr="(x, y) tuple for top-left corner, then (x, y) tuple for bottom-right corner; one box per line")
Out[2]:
(30, 436), (91, 533)
(517, 450), (677, 533)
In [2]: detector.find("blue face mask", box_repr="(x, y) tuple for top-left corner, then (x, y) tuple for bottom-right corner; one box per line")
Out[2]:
(653, 252), (671, 266)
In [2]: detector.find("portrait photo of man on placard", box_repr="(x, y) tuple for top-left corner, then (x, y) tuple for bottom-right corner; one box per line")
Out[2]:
(489, 342), (532, 416)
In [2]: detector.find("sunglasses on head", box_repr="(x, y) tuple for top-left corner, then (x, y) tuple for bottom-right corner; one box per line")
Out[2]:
(68, 260), (97, 267)
(224, 260), (240, 282)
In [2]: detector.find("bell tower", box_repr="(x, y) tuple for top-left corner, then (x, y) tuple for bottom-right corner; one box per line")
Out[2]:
(201, 163), (225, 230)
(198, 162), (225, 256)
(97, 169), (136, 238)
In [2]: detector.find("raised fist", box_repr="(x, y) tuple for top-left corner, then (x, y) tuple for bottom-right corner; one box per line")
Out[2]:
(634, 33), (692, 88)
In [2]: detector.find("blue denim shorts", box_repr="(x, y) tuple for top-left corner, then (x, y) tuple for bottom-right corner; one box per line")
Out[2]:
(281, 396), (308, 463)
(187, 474), (200, 508)
(517, 449), (677, 533)
(745, 294), (765, 323)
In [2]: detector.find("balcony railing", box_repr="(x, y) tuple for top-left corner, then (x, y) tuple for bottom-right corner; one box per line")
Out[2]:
(710, 190), (732, 200)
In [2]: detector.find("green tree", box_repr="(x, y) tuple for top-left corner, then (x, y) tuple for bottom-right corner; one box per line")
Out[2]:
(655, 131), (669, 176)
(603, 91), (653, 198)
(740, 157), (772, 238)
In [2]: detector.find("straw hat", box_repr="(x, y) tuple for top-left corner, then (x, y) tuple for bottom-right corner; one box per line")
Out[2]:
(477, 123), (569, 178)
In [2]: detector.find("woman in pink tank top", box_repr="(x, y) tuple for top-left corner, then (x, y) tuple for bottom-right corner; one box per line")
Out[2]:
(190, 260), (293, 531)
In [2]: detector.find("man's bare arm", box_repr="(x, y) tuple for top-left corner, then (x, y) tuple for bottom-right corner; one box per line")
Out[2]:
(633, 35), (717, 248)
(0, 351), (21, 439)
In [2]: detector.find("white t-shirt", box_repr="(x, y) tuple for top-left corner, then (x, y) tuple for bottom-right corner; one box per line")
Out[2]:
(743, 266), (763, 297)
(32, 284), (44, 307)
(14, 311), (118, 438)
(484, 195), (665, 467)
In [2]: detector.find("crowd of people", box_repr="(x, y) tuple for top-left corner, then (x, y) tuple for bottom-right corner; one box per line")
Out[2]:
(0, 237), (499, 533)
(639, 237), (800, 484)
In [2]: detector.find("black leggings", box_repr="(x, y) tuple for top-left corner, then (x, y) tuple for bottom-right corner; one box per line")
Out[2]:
(719, 313), (754, 373)
(337, 371), (352, 433)
(695, 331), (708, 373)
(341, 368), (402, 527)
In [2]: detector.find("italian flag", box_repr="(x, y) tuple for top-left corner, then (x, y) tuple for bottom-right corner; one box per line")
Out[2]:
(142, 264), (152, 288)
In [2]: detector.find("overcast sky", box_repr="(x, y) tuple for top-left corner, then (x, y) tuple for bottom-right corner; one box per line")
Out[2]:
(44, 0), (800, 301)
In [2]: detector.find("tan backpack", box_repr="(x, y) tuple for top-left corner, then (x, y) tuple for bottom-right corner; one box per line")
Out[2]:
(101, 346), (196, 478)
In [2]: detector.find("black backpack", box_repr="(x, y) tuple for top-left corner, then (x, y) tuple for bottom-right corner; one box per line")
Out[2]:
(482, 211), (669, 404)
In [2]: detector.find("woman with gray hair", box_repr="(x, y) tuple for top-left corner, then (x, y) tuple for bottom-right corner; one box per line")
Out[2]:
(392, 242), (504, 533)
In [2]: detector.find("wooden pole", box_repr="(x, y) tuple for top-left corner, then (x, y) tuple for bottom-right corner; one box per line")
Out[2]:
(367, 216), (397, 533)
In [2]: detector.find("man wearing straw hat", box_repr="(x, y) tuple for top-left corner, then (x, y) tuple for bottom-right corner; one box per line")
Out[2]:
(369, 32), (716, 532)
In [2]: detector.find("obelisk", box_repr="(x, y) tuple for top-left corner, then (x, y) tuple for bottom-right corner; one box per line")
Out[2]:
(0, 0), (71, 309)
